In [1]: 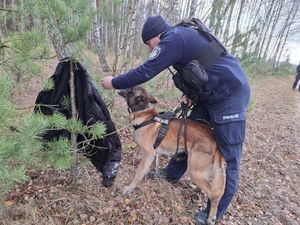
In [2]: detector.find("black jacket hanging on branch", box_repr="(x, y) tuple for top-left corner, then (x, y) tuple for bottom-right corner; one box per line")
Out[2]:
(34, 59), (121, 184)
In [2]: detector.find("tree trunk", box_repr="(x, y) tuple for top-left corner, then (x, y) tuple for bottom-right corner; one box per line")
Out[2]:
(46, 18), (76, 59)
(258, 1), (281, 59)
(271, 15), (291, 66)
(274, 0), (299, 67)
(124, 0), (140, 61)
(112, 0), (126, 73)
(231, 0), (246, 54)
(0, 0), (7, 32)
(209, 0), (220, 29)
(254, 0), (276, 58)
(91, 0), (111, 72)
(189, 0), (198, 18)
(69, 62), (78, 190)
(262, 1), (283, 60)
(147, 0), (156, 16)
(222, 0), (235, 45)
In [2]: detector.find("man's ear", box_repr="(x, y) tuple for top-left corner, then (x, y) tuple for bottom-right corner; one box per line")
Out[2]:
(117, 90), (127, 98)
(148, 94), (158, 104)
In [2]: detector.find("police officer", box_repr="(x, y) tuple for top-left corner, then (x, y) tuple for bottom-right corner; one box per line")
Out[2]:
(102, 15), (250, 225)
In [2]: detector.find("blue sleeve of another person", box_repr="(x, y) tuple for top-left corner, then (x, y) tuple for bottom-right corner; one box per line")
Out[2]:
(112, 32), (184, 89)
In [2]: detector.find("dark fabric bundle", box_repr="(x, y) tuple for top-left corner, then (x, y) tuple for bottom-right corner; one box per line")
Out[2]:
(34, 59), (121, 182)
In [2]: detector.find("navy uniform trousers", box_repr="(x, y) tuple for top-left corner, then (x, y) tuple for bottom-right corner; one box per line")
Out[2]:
(164, 83), (251, 218)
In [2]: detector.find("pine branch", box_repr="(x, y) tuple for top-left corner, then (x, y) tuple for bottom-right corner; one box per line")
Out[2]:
(0, 7), (17, 12)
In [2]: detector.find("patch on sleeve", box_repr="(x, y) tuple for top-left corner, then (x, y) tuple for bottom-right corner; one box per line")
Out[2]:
(148, 46), (161, 61)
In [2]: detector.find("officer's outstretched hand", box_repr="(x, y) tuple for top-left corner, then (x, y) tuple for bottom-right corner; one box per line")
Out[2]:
(181, 95), (193, 107)
(101, 76), (114, 90)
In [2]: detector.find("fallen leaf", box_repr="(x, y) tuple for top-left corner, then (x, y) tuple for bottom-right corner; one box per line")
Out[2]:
(4, 200), (15, 206)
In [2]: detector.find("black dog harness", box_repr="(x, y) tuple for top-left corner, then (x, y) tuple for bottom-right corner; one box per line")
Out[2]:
(133, 111), (174, 149)
(132, 104), (189, 157)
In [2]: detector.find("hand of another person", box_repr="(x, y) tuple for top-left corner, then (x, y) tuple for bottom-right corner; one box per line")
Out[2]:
(101, 76), (114, 90)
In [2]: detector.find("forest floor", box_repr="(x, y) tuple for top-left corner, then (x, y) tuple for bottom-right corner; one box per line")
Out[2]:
(1, 68), (299, 225)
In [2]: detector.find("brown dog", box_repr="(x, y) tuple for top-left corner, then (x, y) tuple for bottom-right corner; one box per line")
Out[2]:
(118, 86), (226, 225)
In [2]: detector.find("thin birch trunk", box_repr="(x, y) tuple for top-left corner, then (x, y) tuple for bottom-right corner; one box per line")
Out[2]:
(222, 1), (235, 45)
(69, 62), (78, 189)
(247, 0), (264, 54)
(254, 0), (276, 57)
(262, 1), (283, 60)
(11, 0), (16, 31)
(0, 30), (3, 45)
(209, 0), (219, 28)
(1, 0), (7, 32)
(124, 0), (139, 61)
(258, 1), (280, 59)
(189, 0), (198, 18)
(147, 0), (155, 16)
(271, 1), (296, 66)
(231, 0), (245, 54)
(0, 29), (4, 59)
(45, 17), (76, 59)
(91, 0), (111, 72)
(274, 1), (299, 67)
(112, 0), (125, 73)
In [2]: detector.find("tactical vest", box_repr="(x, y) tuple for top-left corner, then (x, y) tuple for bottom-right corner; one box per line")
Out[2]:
(176, 18), (227, 68)
(171, 18), (227, 103)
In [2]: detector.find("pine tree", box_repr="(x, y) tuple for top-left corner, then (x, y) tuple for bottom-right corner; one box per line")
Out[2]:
(0, 0), (106, 199)
(33, 0), (94, 59)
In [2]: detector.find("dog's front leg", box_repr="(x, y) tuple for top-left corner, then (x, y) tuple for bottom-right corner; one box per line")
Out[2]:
(123, 150), (155, 195)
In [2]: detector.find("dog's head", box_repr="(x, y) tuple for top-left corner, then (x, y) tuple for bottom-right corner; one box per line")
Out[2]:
(118, 86), (157, 113)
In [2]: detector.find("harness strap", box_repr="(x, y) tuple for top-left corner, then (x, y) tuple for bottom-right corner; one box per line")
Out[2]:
(174, 104), (189, 160)
(132, 111), (174, 149)
(132, 105), (189, 155)
(153, 123), (168, 149)
(153, 111), (174, 149)
(133, 118), (156, 130)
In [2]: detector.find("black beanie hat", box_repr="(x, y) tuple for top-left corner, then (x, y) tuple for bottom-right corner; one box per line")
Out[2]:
(142, 15), (170, 44)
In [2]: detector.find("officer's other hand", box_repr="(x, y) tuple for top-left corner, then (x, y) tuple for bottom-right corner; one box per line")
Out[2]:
(181, 95), (193, 107)
(101, 76), (114, 89)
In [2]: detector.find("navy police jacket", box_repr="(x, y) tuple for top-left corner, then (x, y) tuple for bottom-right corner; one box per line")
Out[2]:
(112, 25), (248, 104)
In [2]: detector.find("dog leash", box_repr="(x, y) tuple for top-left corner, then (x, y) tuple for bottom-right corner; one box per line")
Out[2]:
(174, 103), (189, 161)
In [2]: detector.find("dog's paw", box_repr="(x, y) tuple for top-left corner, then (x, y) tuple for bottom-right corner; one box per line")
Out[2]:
(207, 216), (216, 225)
(122, 185), (135, 195)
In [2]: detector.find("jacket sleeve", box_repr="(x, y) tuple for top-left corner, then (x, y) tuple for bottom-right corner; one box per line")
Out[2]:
(112, 34), (184, 89)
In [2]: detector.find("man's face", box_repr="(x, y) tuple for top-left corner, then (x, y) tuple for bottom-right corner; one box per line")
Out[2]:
(146, 35), (161, 52)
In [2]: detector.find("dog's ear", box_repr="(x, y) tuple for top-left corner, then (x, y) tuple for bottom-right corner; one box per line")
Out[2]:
(117, 89), (127, 98)
(148, 94), (158, 104)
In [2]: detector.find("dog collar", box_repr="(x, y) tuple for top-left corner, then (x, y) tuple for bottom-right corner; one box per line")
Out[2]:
(128, 106), (146, 113)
